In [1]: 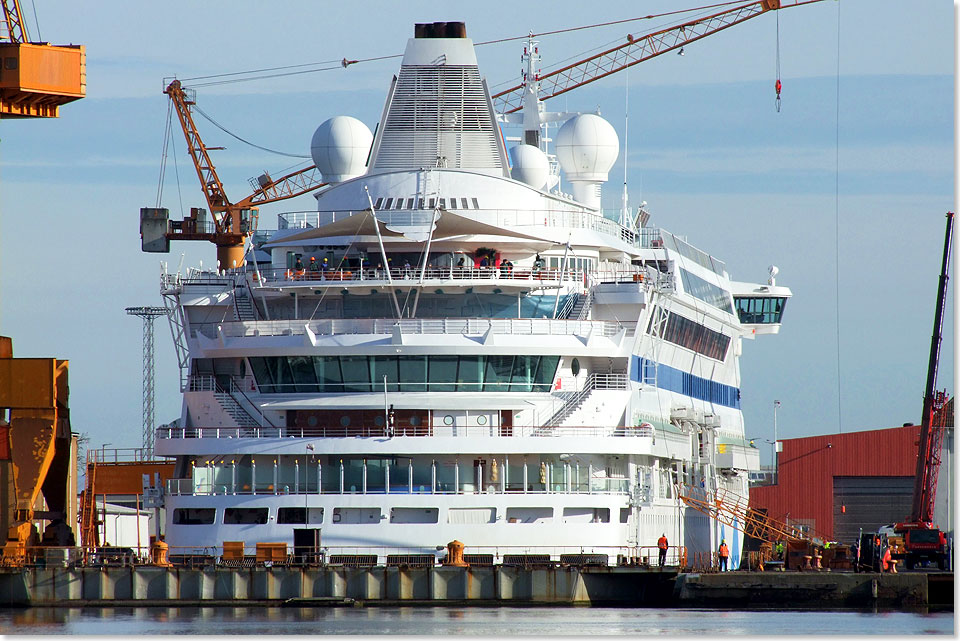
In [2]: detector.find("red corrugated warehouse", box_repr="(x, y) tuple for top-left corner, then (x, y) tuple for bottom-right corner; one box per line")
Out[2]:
(748, 425), (931, 544)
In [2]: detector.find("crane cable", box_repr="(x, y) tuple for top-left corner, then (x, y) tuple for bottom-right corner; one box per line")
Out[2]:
(775, 9), (781, 112)
(175, 1), (745, 90)
(190, 102), (311, 159)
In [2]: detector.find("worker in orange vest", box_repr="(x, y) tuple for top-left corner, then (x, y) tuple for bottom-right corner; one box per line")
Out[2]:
(881, 546), (892, 573)
(657, 533), (668, 567)
(718, 540), (730, 571)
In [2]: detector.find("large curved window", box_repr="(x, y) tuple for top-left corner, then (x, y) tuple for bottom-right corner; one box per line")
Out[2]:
(249, 355), (560, 394)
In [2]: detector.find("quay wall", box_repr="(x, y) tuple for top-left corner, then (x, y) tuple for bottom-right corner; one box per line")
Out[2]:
(0, 567), (948, 608)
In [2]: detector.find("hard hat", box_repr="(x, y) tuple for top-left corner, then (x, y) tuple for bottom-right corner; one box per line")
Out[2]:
(323, 257), (328, 262)
(310, 257), (315, 261)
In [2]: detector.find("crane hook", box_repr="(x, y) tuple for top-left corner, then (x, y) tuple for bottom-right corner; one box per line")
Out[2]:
(775, 78), (782, 113)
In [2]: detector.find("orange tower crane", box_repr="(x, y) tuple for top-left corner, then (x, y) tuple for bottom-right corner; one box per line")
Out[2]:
(141, 80), (326, 269)
(0, 0), (85, 118)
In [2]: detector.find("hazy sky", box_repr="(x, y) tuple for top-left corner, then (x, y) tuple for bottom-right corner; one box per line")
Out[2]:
(0, 0), (955, 461)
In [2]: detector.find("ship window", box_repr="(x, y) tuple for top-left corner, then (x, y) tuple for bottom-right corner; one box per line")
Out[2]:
(460, 198), (469, 209)
(390, 507), (439, 524)
(456, 356), (483, 391)
(510, 355), (537, 393)
(331, 507), (381, 524)
(290, 356), (319, 392)
(313, 357), (343, 393)
(223, 508), (268, 524)
(371, 356), (400, 392)
(394, 198), (405, 210)
(374, 197), (384, 209)
(418, 198), (425, 209)
(448, 507), (496, 524)
(340, 355), (372, 392)
(734, 296), (787, 325)
(650, 308), (730, 361)
(471, 198), (480, 209)
(438, 198), (445, 209)
(448, 198), (457, 209)
(505, 507), (553, 524)
(173, 508), (215, 525)
(249, 355), (561, 395)
(428, 355), (458, 392)
(384, 198), (394, 209)
(561, 507), (610, 523)
(277, 507), (323, 524)
(679, 268), (733, 314)
(406, 198), (415, 209)
(532, 355), (560, 392)
(428, 198), (436, 209)
(619, 508), (630, 524)
(398, 356), (427, 392)
(483, 355), (513, 392)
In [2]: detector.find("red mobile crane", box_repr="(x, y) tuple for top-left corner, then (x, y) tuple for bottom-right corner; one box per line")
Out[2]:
(892, 211), (954, 570)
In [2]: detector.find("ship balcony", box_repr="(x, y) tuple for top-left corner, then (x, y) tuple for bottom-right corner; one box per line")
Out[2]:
(162, 456), (634, 498)
(154, 423), (658, 459)
(253, 265), (573, 291)
(193, 316), (633, 341)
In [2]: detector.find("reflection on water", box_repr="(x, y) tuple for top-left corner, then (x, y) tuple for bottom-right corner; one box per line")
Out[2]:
(0, 606), (952, 636)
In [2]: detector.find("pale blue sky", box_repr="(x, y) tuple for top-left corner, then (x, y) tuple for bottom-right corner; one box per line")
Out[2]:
(0, 1), (955, 460)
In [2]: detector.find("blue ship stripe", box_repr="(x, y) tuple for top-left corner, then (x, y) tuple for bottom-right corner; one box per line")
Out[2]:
(631, 356), (741, 409)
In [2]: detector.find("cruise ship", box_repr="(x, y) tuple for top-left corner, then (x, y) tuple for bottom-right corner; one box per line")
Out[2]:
(152, 22), (791, 568)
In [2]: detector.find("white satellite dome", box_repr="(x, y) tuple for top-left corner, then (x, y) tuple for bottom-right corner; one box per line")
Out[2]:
(555, 114), (619, 182)
(310, 116), (373, 183)
(509, 144), (549, 190)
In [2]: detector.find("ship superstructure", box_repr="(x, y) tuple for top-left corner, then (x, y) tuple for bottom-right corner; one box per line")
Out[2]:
(154, 22), (790, 567)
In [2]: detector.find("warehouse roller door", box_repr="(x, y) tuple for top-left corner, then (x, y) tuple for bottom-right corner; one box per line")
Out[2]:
(833, 476), (913, 544)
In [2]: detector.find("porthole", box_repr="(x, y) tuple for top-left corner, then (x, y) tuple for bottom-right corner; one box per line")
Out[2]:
(409, 415), (420, 426)
(307, 416), (318, 427)
(339, 415), (351, 427)
(375, 415), (385, 426)
(477, 415), (487, 425)
(443, 415), (454, 426)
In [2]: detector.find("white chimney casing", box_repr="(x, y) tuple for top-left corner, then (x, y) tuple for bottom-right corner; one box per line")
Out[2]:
(555, 114), (620, 210)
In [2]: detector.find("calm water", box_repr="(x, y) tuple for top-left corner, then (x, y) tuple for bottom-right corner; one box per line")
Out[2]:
(0, 606), (953, 636)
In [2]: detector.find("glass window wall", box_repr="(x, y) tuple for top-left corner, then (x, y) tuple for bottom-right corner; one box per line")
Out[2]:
(250, 355), (560, 394)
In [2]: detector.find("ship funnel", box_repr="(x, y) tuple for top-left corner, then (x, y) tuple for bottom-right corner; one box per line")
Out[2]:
(414, 22), (467, 38)
(366, 22), (509, 177)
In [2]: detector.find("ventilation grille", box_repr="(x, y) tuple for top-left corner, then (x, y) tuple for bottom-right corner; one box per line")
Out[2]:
(372, 65), (502, 171)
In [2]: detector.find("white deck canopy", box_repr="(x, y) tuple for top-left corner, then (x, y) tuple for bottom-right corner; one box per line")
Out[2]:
(264, 208), (555, 248)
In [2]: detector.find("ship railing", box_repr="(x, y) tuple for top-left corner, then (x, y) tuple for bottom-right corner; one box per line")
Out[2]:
(199, 317), (630, 340)
(27, 543), (686, 569)
(87, 447), (155, 465)
(536, 373), (628, 428)
(157, 423), (654, 440)
(251, 265), (577, 285)
(187, 375), (277, 428)
(165, 475), (632, 497)
(636, 228), (726, 277)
